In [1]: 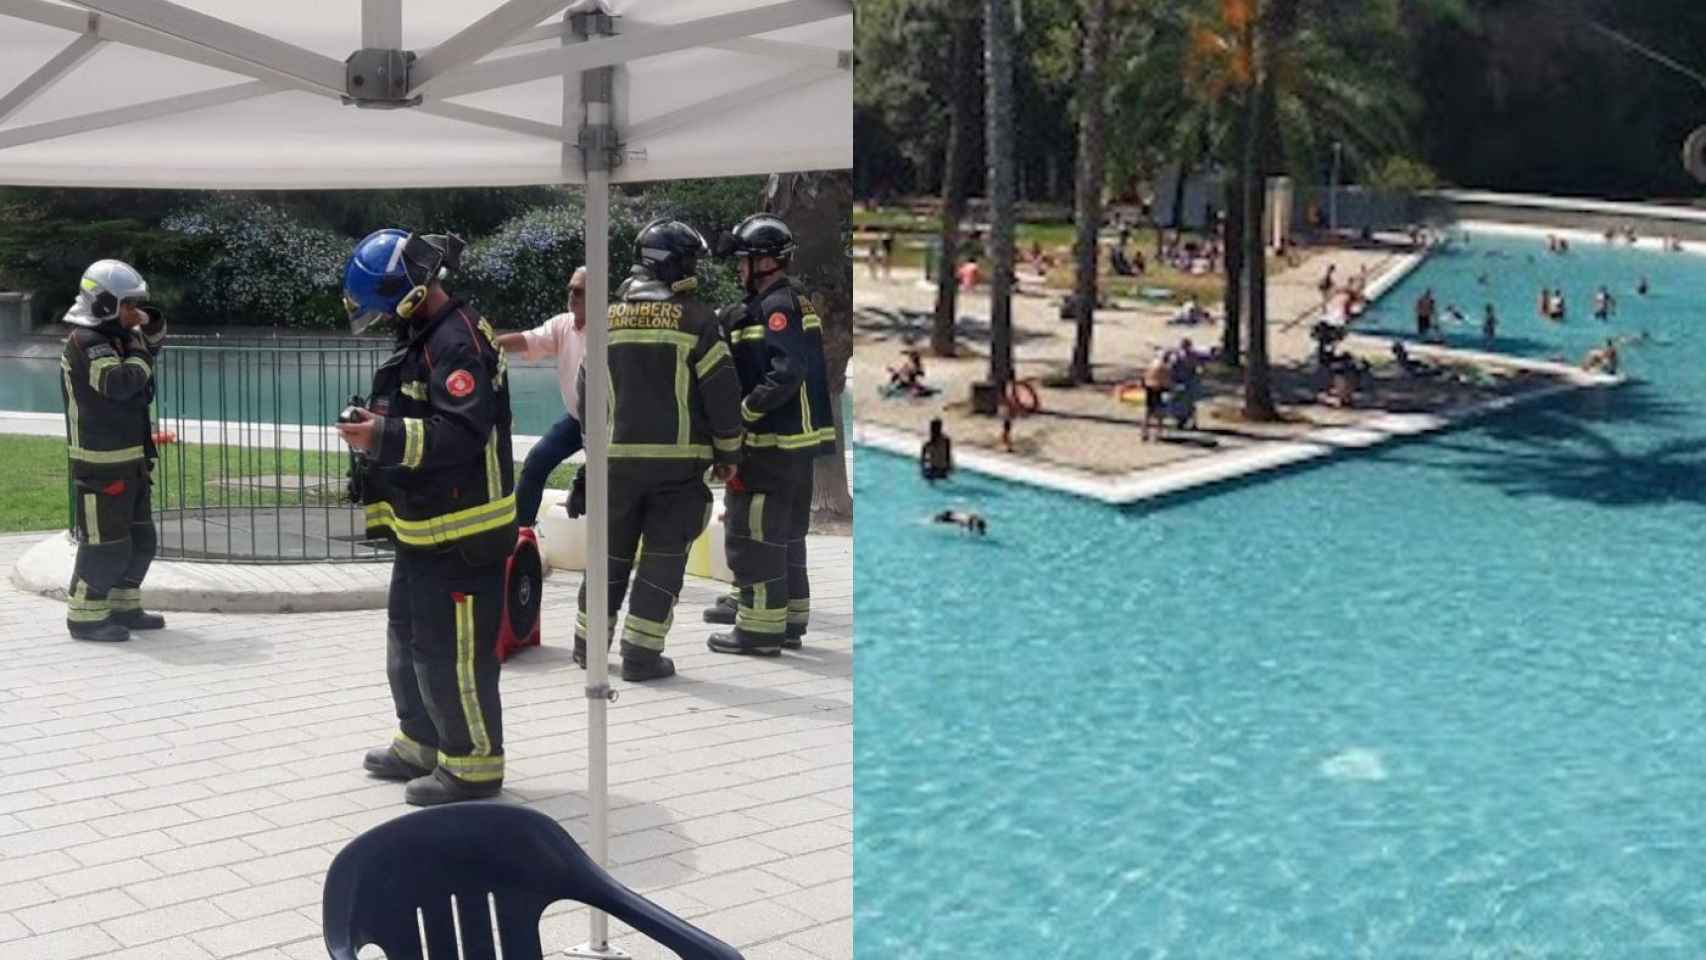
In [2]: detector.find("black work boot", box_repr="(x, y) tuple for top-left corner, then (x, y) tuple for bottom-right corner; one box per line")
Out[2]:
(701, 594), (737, 625)
(620, 641), (676, 682)
(111, 609), (166, 630)
(707, 630), (782, 657)
(68, 620), (129, 643)
(363, 745), (433, 781)
(404, 767), (502, 806)
(782, 622), (806, 651)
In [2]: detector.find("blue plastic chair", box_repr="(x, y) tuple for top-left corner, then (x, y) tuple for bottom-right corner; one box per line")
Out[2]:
(322, 803), (743, 960)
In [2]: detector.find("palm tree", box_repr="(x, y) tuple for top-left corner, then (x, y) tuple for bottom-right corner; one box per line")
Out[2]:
(1069, 0), (1114, 383)
(983, 0), (1017, 393)
(765, 172), (854, 520)
(1120, 0), (1418, 402)
(934, 0), (982, 358)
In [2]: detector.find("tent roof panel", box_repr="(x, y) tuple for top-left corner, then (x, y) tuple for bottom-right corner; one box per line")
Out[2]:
(0, 0), (849, 187)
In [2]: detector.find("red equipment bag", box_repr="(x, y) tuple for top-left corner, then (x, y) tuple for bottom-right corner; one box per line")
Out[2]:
(495, 527), (543, 662)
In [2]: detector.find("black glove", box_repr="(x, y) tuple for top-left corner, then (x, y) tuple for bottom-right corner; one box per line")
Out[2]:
(716, 303), (744, 335)
(566, 469), (586, 518)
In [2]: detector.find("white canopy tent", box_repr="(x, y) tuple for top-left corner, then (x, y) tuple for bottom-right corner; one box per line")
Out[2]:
(0, 0), (851, 954)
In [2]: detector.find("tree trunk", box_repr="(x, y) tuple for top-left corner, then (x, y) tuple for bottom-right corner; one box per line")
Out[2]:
(1168, 156), (1189, 233)
(983, 0), (1016, 391)
(765, 172), (855, 519)
(1221, 128), (1247, 368)
(1069, 0), (1112, 384)
(1240, 24), (1279, 422)
(933, 4), (980, 358)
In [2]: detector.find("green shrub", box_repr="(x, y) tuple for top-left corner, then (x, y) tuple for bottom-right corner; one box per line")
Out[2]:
(161, 199), (350, 329)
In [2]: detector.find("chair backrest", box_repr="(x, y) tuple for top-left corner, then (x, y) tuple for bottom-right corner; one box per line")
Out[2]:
(322, 803), (744, 960)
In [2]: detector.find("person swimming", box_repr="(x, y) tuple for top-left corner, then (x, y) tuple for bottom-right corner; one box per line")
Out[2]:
(933, 509), (987, 535)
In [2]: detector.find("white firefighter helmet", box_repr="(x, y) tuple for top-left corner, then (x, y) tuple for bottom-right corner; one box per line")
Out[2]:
(63, 259), (149, 328)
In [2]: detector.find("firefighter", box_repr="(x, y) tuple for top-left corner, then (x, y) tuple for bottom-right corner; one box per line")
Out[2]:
(336, 229), (515, 806)
(59, 260), (168, 642)
(566, 218), (744, 681)
(703, 214), (835, 655)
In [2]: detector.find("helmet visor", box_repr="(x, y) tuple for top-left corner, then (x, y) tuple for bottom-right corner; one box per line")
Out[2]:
(345, 293), (391, 335)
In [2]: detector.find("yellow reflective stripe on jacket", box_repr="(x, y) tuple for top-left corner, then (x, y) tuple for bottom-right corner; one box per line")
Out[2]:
(609, 442), (713, 460)
(802, 312), (822, 331)
(69, 444), (146, 464)
(88, 355), (120, 392)
(83, 494), (100, 545)
(675, 345), (690, 448)
(741, 400), (762, 424)
(401, 418), (425, 469)
(744, 427), (837, 450)
(731, 326), (768, 343)
(123, 355), (152, 379)
(484, 429), (501, 500)
(610, 328), (699, 350)
(695, 340), (731, 378)
(60, 359), (80, 450)
(454, 594), (492, 759)
(712, 434), (742, 453)
(400, 380), (428, 401)
(364, 494), (515, 548)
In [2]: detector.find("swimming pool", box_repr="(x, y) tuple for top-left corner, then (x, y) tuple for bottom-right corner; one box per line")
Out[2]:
(854, 229), (1706, 957)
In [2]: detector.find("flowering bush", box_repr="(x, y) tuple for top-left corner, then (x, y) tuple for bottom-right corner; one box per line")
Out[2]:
(161, 199), (349, 329)
(462, 198), (745, 328)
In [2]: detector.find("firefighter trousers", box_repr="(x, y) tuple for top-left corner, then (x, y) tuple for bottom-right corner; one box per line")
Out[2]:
(67, 467), (156, 630)
(577, 472), (713, 653)
(386, 545), (505, 786)
(724, 455), (814, 643)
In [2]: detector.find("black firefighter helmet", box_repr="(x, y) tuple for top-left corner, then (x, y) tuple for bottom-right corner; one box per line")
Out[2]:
(718, 213), (797, 265)
(633, 218), (709, 285)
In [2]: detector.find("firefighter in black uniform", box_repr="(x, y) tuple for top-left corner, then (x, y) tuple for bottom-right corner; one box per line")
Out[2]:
(59, 259), (168, 642)
(703, 215), (836, 656)
(567, 219), (745, 681)
(337, 229), (515, 806)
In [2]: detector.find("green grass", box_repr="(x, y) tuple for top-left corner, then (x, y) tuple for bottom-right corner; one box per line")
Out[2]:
(0, 434), (588, 534)
(0, 435), (76, 533)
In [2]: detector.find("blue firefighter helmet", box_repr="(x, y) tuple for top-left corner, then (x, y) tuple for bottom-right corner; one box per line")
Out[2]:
(342, 229), (464, 334)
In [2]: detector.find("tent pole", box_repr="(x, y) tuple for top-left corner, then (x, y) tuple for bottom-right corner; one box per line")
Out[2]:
(568, 7), (625, 957)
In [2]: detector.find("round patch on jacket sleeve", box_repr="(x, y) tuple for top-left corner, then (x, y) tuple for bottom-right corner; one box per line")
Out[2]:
(445, 369), (476, 398)
(767, 311), (789, 332)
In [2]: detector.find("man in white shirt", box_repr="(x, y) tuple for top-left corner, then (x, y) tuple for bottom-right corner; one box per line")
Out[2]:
(493, 267), (587, 527)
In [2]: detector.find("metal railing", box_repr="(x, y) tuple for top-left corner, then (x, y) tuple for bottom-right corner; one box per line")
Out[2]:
(70, 334), (398, 563)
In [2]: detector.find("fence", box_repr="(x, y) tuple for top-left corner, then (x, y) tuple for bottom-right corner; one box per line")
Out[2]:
(68, 335), (398, 563)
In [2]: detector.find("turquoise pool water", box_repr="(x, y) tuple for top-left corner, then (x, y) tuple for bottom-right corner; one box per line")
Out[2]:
(855, 230), (1706, 956)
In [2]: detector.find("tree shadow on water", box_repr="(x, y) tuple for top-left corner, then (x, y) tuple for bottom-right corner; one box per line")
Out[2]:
(1364, 382), (1706, 509)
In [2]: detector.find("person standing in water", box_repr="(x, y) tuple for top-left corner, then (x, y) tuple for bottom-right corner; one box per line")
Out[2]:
(920, 418), (954, 483)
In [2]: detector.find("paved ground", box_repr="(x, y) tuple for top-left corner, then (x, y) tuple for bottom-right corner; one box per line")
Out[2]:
(0, 531), (852, 960)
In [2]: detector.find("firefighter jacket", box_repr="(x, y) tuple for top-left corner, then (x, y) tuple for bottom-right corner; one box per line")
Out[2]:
(576, 276), (744, 477)
(59, 308), (166, 480)
(362, 299), (517, 559)
(725, 276), (835, 459)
